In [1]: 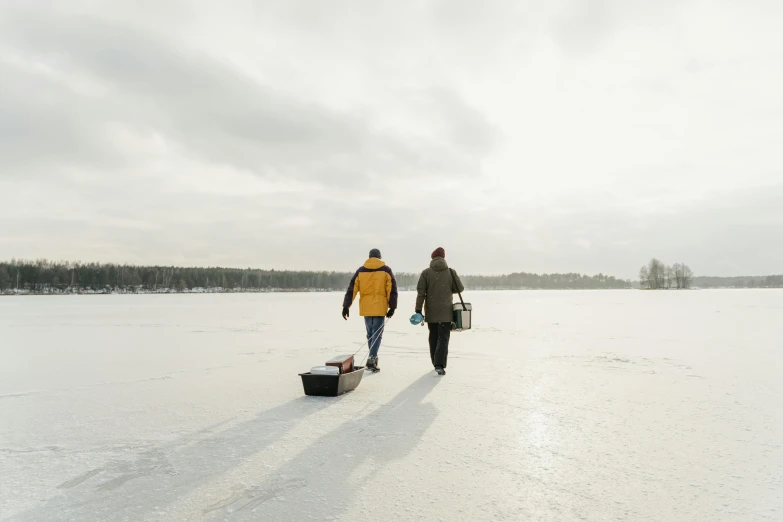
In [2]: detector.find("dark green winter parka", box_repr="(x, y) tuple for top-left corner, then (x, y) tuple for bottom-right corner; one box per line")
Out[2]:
(415, 257), (464, 323)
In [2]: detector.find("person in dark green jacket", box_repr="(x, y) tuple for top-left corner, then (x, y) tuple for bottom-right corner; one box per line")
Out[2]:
(415, 247), (464, 375)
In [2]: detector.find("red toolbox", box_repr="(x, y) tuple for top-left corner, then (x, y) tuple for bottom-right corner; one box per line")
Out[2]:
(325, 354), (354, 374)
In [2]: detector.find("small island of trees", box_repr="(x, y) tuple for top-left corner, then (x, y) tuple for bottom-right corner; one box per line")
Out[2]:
(638, 258), (693, 289)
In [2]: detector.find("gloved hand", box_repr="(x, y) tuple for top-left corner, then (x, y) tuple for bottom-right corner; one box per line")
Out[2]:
(342, 307), (350, 320)
(415, 309), (422, 315)
(386, 308), (395, 318)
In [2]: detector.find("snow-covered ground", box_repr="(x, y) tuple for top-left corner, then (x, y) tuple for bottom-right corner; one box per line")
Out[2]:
(1, 290), (781, 521)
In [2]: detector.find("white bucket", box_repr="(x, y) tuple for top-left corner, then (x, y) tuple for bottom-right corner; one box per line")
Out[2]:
(310, 366), (340, 376)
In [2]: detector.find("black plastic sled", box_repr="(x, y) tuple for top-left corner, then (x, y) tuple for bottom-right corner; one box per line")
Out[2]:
(299, 366), (366, 397)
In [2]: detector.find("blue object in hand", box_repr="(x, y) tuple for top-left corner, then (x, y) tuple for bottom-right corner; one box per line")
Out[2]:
(410, 313), (424, 325)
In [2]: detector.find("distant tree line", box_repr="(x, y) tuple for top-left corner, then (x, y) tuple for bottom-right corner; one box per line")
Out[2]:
(0, 259), (631, 294)
(0, 259), (358, 293)
(638, 258), (694, 289)
(459, 272), (630, 290)
(692, 275), (783, 289)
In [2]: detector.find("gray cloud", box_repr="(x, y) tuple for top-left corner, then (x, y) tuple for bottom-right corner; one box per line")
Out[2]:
(1, 7), (497, 186)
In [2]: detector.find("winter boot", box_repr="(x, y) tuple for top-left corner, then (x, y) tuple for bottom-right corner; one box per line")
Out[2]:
(367, 356), (380, 372)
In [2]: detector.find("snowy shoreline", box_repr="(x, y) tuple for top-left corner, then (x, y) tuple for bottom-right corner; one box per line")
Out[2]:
(0, 287), (642, 297)
(0, 287), (338, 296)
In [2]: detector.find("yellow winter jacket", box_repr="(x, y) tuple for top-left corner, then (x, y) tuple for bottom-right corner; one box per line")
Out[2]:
(342, 258), (399, 317)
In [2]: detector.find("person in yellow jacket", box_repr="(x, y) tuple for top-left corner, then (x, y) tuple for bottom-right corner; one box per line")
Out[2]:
(342, 248), (398, 371)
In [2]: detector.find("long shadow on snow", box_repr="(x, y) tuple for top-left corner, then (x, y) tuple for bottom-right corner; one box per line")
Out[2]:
(11, 395), (343, 522)
(208, 373), (441, 521)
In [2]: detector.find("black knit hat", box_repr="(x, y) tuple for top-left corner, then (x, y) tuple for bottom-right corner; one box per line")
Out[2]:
(369, 248), (382, 259)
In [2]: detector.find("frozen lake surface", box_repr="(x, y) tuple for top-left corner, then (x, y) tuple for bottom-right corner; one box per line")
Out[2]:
(1, 290), (781, 521)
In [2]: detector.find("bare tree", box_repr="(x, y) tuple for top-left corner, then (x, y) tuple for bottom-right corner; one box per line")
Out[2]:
(647, 258), (666, 289)
(671, 262), (694, 289)
(681, 264), (693, 289)
(639, 266), (650, 289)
(672, 263), (683, 289)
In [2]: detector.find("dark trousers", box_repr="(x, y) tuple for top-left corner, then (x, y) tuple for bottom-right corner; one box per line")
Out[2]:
(428, 322), (451, 368)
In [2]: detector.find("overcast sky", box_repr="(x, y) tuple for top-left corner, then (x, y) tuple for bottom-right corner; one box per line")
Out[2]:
(1, 1), (781, 278)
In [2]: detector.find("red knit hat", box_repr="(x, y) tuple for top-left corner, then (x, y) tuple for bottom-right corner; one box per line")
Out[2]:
(431, 247), (445, 259)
